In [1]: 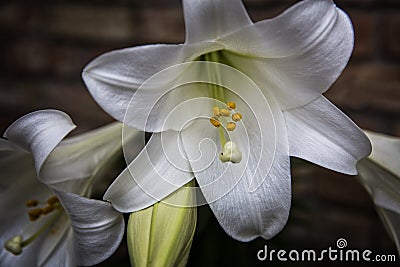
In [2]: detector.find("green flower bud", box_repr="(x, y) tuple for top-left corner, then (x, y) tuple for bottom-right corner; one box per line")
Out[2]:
(127, 180), (197, 267)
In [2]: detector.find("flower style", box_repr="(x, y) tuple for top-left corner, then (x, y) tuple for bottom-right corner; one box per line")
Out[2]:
(357, 131), (400, 255)
(0, 110), (143, 266)
(82, 0), (371, 241)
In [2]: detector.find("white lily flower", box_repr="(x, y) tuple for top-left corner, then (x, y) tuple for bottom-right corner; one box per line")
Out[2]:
(357, 131), (400, 255)
(82, 0), (371, 241)
(0, 110), (143, 266)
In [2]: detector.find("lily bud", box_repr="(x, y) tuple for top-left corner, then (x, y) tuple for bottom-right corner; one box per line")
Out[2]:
(127, 180), (197, 267)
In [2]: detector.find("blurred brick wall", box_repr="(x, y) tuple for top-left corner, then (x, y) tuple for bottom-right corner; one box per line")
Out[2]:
(1, 0), (399, 265)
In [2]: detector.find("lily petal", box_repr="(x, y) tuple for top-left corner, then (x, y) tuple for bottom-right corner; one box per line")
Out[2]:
(104, 131), (194, 213)
(39, 122), (143, 189)
(376, 208), (400, 256)
(40, 233), (73, 267)
(357, 159), (400, 214)
(55, 189), (125, 266)
(219, 0), (353, 109)
(82, 43), (224, 125)
(38, 213), (72, 267)
(364, 131), (400, 177)
(285, 96), (371, 175)
(3, 110), (76, 173)
(357, 158), (400, 255)
(183, 0), (251, 44)
(180, 89), (291, 241)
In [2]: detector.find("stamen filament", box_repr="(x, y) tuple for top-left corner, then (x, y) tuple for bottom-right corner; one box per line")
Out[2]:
(21, 209), (61, 248)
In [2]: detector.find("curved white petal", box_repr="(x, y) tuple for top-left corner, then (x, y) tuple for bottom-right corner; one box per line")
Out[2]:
(180, 88), (291, 241)
(82, 44), (185, 124)
(357, 159), (400, 214)
(104, 131), (194, 213)
(364, 131), (400, 177)
(219, 0), (353, 110)
(285, 96), (371, 175)
(82, 43), (224, 125)
(183, 0), (252, 44)
(55, 190), (124, 266)
(357, 158), (400, 254)
(40, 122), (143, 188)
(219, 0), (351, 58)
(376, 208), (400, 255)
(3, 110), (76, 173)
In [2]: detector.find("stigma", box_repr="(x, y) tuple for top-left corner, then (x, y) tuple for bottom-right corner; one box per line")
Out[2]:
(4, 235), (23, 255)
(219, 141), (242, 163)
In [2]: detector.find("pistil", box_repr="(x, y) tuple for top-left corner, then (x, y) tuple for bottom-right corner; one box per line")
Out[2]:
(4, 195), (63, 256)
(202, 51), (243, 164)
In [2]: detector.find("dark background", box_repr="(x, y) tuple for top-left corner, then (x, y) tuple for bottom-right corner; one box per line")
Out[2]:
(1, 0), (399, 266)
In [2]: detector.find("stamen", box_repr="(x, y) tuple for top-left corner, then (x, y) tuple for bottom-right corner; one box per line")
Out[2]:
(4, 235), (23, 255)
(41, 204), (54, 215)
(25, 200), (38, 208)
(210, 117), (221, 128)
(226, 122), (236, 131)
(28, 208), (43, 222)
(219, 141), (242, 164)
(220, 109), (230, 117)
(46, 195), (59, 205)
(212, 106), (220, 117)
(232, 113), (242, 122)
(227, 102), (236, 110)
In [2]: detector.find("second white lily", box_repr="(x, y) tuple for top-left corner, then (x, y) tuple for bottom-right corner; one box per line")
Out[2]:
(0, 110), (143, 266)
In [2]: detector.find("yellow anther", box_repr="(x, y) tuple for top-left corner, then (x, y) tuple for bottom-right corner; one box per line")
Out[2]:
(220, 109), (230, 117)
(28, 208), (42, 221)
(4, 235), (23, 255)
(26, 200), (38, 208)
(41, 204), (54, 215)
(210, 117), (221, 128)
(212, 106), (220, 117)
(226, 122), (236, 131)
(46, 196), (59, 205)
(232, 113), (242, 122)
(227, 102), (236, 110)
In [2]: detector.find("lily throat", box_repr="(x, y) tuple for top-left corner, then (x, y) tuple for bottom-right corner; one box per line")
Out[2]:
(199, 51), (244, 164)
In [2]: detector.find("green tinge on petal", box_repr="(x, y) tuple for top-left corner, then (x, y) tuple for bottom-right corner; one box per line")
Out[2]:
(127, 180), (196, 267)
